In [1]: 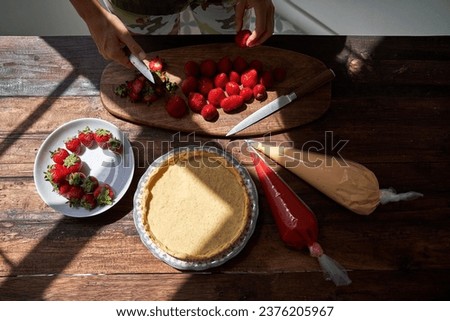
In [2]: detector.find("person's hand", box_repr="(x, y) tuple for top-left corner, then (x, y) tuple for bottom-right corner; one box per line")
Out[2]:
(235, 0), (274, 47)
(70, 0), (146, 68)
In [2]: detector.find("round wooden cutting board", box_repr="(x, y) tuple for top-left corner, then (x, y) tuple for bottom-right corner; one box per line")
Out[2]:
(100, 43), (332, 137)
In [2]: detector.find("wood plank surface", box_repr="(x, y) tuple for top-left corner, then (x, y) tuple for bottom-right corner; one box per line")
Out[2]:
(1, 35), (450, 301)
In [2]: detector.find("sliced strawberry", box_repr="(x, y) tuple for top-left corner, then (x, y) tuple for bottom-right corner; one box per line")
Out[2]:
(221, 95), (245, 113)
(94, 184), (115, 206)
(201, 104), (219, 121)
(78, 126), (95, 148)
(235, 29), (251, 48)
(214, 72), (229, 89)
(64, 136), (82, 155)
(207, 88), (226, 107)
(148, 56), (164, 72)
(165, 95), (188, 118)
(229, 70), (241, 84)
(50, 147), (70, 165)
(94, 128), (112, 149)
(188, 92), (207, 113)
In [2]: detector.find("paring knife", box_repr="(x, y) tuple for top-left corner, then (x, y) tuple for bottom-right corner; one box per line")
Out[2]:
(129, 54), (155, 84)
(226, 68), (335, 137)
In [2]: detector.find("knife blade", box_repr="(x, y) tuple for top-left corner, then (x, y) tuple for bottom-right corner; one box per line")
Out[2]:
(129, 54), (155, 84)
(226, 68), (335, 137)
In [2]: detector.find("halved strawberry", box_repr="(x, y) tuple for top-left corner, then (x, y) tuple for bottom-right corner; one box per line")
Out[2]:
(240, 87), (254, 102)
(207, 88), (226, 107)
(225, 81), (241, 96)
(94, 184), (115, 206)
(201, 104), (219, 121)
(214, 73), (229, 89)
(78, 126), (95, 148)
(94, 128), (112, 149)
(188, 92), (207, 113)
(253, 84), (267, 101)
(241, 69), (258, 89)
(64, 136), (82, 155)
(221, 95), (245, 112)
(50, 148), (70, 165)
(148, 56), (164, 72)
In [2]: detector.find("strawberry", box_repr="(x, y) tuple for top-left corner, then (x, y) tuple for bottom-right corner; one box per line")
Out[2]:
(148, 56), (164, 72)
(241, 69), (258, 88)
(260, 70), (274, 89)
(233, 56), (248, 73)
(181, 76), (198, 97)
(64, 136), (82, 155)
(225, 81), (240, 96)
(80, 193), (97, 210)
(184, 60), (200, 77)
(221, 95), (245, 112)
(229, 70), (241, 84)
(249, 59), (264, 74)
(67, 171), (86, 186)
(50, 148), (69, 165)
(214, 72), (229, 89)
(107, 137), (123, 154)
(130, 76), (145, 95)
(142, 89), (160, 105)
(200, 59), (217, 77)
(273, 67), (287, 82)
(44, 163), (68, 186)
(240, 87), (254, 102)
(165, 95), (188, 118)
(66, 185), (85, 208)
(63, 153), (82, 174)
(197, 77), (214, 97)
(78, 126), (95, 148)
(94, 128), (112, 149)
(188, 92), (207, 113)
(253, 84), (267, 101)
(207, 88), (226, 107)
(57, 182), (72, 198)
(94, 184), (115, 206)
(217, 56), (233, 74)
(81, 176), (99, 193)
(201, 104), (219, 121)
(235, 29), (251, 48)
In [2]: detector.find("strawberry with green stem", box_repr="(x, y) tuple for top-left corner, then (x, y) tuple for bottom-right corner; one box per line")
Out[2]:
(94, 128), (112, 149)
(94, 184), (115, 206)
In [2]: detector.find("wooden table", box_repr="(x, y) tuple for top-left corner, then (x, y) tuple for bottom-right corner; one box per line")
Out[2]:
(1, 35), (449, 301)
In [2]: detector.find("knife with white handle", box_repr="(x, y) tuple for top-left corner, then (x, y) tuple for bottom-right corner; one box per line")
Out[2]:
(129, 54), (155, 84)
(226, 69), (335, 137)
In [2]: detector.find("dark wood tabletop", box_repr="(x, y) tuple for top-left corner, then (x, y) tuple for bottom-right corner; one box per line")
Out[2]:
(0, 35), (449, 301)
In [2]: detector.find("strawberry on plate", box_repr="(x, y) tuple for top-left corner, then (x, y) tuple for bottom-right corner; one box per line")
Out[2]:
(44, 163), (68, 187)
(81, 175), (99, 193)
(78, 126), (95, 148)
(66, 185), (85, 208)
(67, 171), (86, 186)
(94, 184), (115, 206)
(50, 147), (70, 165)
(80, 194), (97, 210)
(63, 153), (83, 174)
(94, 128), (113, 149)
(64, 136), (82, 155)
(107, 137), (123, 154)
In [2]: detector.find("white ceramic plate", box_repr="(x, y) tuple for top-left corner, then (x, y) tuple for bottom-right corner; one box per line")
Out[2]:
(34, 118), (135, 217)
(133, 146), (258, 270)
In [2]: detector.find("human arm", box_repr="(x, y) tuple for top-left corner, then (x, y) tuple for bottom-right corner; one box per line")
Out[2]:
(235, 0), (274, 47)
(70, 0), (146, 68)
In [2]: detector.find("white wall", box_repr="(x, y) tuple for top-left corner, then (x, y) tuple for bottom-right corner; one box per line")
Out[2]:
(1, 0), (450, 36)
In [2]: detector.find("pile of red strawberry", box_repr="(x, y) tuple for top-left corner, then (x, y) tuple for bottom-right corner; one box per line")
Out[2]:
(44, 126), (122, 210)
(114, 36), (287, 122)
(176, 54), (287, 120)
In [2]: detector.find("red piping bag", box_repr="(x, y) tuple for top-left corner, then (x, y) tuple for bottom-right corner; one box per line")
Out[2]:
(249, 146), (351, 286)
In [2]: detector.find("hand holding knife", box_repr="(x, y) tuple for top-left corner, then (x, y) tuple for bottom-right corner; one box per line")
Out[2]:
(226, 68), (335, 137)
(129, 53), (155, 84)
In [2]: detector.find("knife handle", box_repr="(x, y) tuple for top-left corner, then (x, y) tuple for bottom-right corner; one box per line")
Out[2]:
(294, 68), (335, 98)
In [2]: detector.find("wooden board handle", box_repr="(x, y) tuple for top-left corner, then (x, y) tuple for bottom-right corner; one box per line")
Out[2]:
(294, 69), (335, 98)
